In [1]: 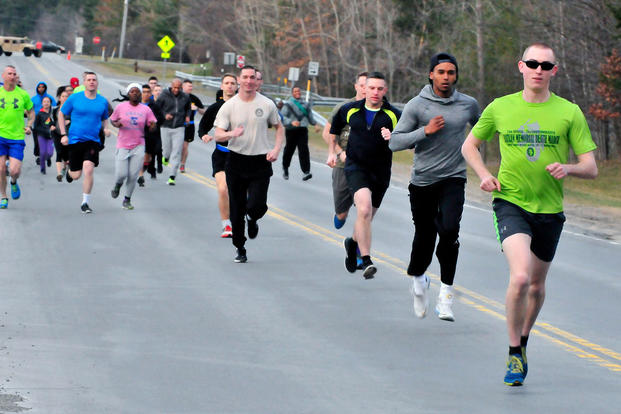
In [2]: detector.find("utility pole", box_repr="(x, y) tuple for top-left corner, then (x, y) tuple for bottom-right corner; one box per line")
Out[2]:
(119, 0), (129, 59)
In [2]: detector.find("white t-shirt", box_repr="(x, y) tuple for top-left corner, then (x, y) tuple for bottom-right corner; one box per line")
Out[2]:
(214, 93), (281, 155)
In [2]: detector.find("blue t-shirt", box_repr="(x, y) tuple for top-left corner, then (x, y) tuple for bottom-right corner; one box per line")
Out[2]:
(61, 92), (109, 144)
(365, 106), (379, 128)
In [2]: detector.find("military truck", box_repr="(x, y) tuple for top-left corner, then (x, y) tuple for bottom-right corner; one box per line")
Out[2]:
(0, 36), (42, 57)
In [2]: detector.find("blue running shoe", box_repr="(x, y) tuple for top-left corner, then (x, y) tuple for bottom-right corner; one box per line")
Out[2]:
(10, 182), (20, 199)
(522, 347), (528, 379)
(0, 198), (7, 209)
(334, 214), (346, 229)
(504, 354), (526, 386)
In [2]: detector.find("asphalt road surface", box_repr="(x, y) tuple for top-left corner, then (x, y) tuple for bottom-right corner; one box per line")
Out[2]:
(1, 53), (620, 414)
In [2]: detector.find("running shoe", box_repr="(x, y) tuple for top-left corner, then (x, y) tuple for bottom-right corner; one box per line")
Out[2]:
(221, 225), (233, 238)
(0, 198), (7, 209)
(283, 168), (289, 180)
(10, 182), (20, 199)
(137, 176), (145, 187)
(179, 164), (186, 173)
(36, 156), (40, 165)
(410, 274), (430, 318)
(162, 157), (169, 166)
(361, 257), (377, 279)
(504, 354), (526, 386)
(334, 214), (346, 229)
(111, 183), (122, 199)
(65, 169), (73, 183)
(167, 177), (176, 186)
(234, 248), (247, 263)
(40, 169), (46, 175)
(522, 347), (528, 379)
(247, 216), (259, 239)
(435, 285), (455, 322)
(302, 172), (312, 181)
(343, 237), (358, 273)
(356, 256), (364, 270)
(47, 158), (51, 167)
(81, 203), (93, 214)
(122, 198), (134, 210)
(157, 164), (163, 173)
(56, 174), (63, 182)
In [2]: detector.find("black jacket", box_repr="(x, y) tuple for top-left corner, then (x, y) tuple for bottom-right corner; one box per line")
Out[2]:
(330, 98), (401, 174)
(155, 88), (191, 128)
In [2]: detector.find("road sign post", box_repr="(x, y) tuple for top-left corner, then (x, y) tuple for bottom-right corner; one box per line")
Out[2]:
(288, 67), (300, 88)
(157, 35), (176, 82)
(307, 61), (319, 101)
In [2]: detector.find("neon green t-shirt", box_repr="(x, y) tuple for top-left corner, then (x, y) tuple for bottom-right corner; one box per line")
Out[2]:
(0, 86), (33, 141)
(471, 91), (596, 213)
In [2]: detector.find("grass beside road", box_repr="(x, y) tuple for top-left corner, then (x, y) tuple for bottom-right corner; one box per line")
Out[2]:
(83, 57), (621, 212)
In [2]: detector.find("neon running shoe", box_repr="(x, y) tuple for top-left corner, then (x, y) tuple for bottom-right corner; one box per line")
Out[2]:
(162, 157), (169, 166)
(522, 347), (528, 379)
(504, 354), (526, 386)
(334, 214), (346, 229)
(0, 198), (8, 209)
(10, 182), (20, 199)
(221, 225), (233, 238)
(167, 177), (176, 186)
(179, 164), (186, 173)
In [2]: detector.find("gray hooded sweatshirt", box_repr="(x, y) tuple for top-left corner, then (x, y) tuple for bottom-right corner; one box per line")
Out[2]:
(389, 85), (480, 186)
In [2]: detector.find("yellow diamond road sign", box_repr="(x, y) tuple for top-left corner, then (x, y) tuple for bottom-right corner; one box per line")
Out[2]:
(161, 52), (170, 59)
(157, 35), (175, 53)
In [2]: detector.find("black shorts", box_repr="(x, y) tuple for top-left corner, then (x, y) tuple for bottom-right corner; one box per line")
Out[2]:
(68, 141), (100, 171)
(492, 198), (565, 262)
(345, 167), (390, 208)
(184, 124), (195, 143)
(212, 149), (228, 177)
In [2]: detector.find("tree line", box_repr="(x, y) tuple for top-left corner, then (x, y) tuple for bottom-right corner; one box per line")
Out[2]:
(1, 0), (619, 160)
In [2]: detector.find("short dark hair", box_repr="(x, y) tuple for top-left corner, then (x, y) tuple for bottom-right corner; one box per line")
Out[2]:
(239, 65), (256, 74)
(221, 73), (236, 82)
(83, 71), (97, 79)
(142, 84), (151, 90)
(182, 79), (192, 84)
(356, 71), (368, 81)
(367, 71), (385, 81)
(148, 76), (158, 82)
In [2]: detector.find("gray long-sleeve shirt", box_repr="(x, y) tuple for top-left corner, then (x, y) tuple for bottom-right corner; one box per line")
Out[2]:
(389, 85), (480, 186)
(281, 97), (315, 129)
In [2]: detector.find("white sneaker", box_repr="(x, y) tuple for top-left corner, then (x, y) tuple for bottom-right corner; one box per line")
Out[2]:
(435, 283), (455, 322)
(410, 275), (430, 318)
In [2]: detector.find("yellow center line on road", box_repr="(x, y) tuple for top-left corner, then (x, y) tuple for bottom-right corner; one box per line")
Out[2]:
(29, 57), (62, 88)
(183, 169), (621, 374)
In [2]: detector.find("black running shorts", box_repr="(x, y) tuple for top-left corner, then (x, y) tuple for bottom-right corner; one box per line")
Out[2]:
(212, 148), (228, 177)
(68, 140), (100, 171)
(344, 167), (389, 209)
(492, 198), (565, 262)
(184, 124), (195, 143)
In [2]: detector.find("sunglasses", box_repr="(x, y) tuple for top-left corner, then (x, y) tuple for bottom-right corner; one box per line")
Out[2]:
(523, 60), (556, 71)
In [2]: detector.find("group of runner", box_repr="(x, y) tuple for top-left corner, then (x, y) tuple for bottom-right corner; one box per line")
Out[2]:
(0, 42), (599, 387)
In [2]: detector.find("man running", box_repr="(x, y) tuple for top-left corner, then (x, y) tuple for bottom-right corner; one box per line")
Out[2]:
(199, 74), (238, 238)
(58, 71), (111, 213)
(462, 43), (597, 386)
(214, 65), (284, 263)
(155, 78), (190, 185)
(0, 65), (35, 209)
(109, 83), (157, 209)
(179, 79), (205, 173)
(280, 86), (318, 181)
(324, 71), (367, 229)
(329, 72), (401, 279)
(390, 53), (480, 321)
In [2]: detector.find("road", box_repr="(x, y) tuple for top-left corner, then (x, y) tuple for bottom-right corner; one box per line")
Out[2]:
(1, 53), (620, 413)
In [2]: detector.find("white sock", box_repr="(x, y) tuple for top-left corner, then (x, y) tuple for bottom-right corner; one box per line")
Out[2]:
(82, 193), (91, 205)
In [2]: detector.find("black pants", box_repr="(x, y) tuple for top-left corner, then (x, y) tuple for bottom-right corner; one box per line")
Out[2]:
(226, 152), (272, 250)
(407, 177), (466, 285)
(282, 127), (310, 173)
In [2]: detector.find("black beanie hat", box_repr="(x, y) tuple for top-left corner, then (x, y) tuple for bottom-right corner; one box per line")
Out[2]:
(429, 52), (458, 84)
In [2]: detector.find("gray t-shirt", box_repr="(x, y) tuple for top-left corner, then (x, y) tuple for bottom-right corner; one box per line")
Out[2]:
(214, 93), (281, 155)
(389, 85), (480, 186)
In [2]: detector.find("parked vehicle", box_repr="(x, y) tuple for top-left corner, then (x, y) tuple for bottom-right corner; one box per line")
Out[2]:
(39, 41), (66, 54)
(0, 36), (42, 57)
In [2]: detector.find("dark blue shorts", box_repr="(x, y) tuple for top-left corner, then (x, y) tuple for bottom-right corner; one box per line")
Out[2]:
(0, 136), (26, 161)
(492, 198), (565, 262)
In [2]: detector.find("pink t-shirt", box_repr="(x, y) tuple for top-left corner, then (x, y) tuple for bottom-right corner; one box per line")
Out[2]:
(110, 102), (157, 149)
